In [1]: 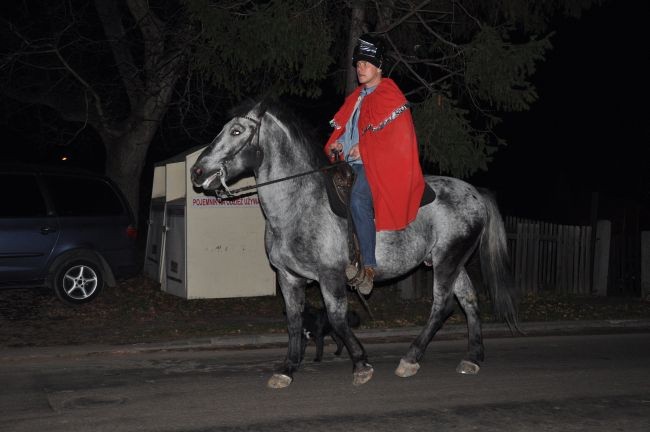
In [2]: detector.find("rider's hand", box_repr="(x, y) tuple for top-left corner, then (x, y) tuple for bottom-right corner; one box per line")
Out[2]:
(329, 141), (344, 162)
(330, 141), (343, 152)
(348, 144), (360, 161)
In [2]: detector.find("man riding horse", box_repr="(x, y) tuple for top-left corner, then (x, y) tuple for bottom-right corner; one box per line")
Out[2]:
(325, 34), (426, 295)
(190, 34), (517, 387)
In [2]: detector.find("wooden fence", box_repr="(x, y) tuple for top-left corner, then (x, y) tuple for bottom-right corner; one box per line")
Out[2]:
(505, 217), (594, 295)
(396, 217), (620, 300)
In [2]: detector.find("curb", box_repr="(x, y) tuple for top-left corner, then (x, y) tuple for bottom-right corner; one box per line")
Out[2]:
(2, 319), (649, 362)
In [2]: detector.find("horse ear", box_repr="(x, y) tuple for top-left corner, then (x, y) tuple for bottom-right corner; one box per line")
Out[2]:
(254, 82), (282, 118)
(255, 99), (270, 118)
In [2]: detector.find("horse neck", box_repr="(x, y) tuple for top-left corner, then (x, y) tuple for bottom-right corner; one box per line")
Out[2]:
(255, 114), (325, 227)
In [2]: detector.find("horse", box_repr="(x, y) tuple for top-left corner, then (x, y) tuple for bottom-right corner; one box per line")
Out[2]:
(190, 100), (518, 388)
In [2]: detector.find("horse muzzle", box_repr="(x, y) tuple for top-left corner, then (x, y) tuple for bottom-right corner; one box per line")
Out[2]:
(191, 165), (225, 191)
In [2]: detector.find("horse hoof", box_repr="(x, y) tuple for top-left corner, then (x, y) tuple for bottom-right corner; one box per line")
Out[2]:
(395, 358), (420, 378)
(456, 360), (480, 375)
(267, 373), (293, 388)
(352, 363), (374, 386)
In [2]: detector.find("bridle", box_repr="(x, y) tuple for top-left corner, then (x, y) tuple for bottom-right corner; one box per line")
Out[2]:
(213, 115), (264, 191)
(238, 115), (264, 167)
(213, 114), (346, 199)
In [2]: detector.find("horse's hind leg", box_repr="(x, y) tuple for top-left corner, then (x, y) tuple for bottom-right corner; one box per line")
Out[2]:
(331, 333), (344, 356)
(454, 268), (484, 374)
(395, 269), (456, 378)
(268, 270), (307, 389)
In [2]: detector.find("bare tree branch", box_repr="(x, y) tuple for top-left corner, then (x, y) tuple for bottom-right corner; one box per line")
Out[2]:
(384, 33), (433, 92)
(381, 0), (431, 33)
(94, 0), (143, 107)
(414, 10), (458, 49)
(126, 0), (165, 80)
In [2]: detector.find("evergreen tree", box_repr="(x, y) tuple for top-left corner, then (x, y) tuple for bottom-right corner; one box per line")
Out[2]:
(188, 0), (602, 177)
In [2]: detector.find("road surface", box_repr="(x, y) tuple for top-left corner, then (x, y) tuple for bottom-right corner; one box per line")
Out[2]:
(1, 333), (649, 431)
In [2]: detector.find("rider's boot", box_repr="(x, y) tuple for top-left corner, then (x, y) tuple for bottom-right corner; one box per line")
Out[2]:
(356, 267), (375, 295)
(345, 262), (375, 295)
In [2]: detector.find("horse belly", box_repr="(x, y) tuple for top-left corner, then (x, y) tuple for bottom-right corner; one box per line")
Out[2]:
(375, 211), (434, 280)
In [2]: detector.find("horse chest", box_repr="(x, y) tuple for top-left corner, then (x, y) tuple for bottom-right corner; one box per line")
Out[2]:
(266, 227), (339, 275)
(268, 235), (310, 260)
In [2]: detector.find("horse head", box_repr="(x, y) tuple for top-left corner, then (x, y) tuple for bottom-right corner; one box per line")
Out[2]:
(191, 104), (267, 194)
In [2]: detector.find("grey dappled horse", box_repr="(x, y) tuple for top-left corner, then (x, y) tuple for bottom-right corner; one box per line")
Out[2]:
(191, 101), (518, 388)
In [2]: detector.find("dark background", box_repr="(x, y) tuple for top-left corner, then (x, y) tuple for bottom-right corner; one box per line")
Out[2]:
(469, 1), (649, 229)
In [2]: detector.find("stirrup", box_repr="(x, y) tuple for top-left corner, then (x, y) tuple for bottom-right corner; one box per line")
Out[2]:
(346, 263), (364, 286)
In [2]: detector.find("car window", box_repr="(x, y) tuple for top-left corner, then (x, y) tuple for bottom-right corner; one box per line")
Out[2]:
(0, 173), (48, 218)
(44, 175), (125, 216)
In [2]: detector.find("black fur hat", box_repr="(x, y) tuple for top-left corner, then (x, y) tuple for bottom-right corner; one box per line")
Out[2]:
(352, 34), (384, 69)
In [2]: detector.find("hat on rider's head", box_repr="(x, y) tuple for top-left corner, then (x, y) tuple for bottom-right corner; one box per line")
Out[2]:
(352, 34), (384, 69)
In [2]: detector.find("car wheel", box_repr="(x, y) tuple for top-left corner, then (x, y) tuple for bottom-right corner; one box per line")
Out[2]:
(52, 258), (104, 305)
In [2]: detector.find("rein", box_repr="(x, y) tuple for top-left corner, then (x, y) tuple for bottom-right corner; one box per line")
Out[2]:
(218, 160), (348, 198)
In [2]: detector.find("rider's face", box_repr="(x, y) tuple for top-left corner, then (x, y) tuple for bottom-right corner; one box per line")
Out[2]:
(356, 61), (382, 88)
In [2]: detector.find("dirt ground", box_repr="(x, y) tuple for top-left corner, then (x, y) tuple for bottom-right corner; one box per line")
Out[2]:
(1, 273), (649, 348)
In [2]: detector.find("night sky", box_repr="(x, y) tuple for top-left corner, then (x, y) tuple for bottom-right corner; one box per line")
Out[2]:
(469, 1), (649, 228)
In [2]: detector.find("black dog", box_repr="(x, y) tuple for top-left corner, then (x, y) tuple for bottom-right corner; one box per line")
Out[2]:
(300, 304), (361, 362)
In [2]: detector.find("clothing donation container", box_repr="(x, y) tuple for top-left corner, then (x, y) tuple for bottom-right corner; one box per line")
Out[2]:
(143, 146), (275, 299)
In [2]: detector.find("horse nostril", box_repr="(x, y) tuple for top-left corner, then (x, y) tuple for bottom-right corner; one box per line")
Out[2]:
(193, 167), (203, 178)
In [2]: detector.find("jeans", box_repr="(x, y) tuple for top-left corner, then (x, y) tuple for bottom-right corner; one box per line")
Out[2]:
(350, 164), (376, 268)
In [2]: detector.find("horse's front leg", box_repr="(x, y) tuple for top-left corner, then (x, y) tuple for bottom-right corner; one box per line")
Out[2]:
(267, 270), (307, 389)
(320, 275), (373, 386)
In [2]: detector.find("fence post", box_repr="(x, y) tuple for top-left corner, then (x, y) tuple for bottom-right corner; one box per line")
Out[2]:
(593, 220), (611, 296)
(642, 231), (650, 300)
(589, 192), (599, 295)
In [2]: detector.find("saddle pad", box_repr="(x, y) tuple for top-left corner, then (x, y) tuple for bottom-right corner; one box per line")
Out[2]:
(323, 170), (350, 218)
(421, 182), (436, 207)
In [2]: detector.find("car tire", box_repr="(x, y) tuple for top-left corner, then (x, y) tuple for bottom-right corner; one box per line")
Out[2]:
(51, 256), (105, 305)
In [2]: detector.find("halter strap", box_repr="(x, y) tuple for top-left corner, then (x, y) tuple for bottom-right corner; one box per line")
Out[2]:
(220, 115), (264, 169)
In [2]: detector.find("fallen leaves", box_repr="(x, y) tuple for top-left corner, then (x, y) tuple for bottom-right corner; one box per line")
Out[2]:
(1, 274), (649, 347)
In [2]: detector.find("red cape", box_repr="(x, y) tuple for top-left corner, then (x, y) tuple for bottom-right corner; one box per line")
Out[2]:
(325, 78), (425, 231)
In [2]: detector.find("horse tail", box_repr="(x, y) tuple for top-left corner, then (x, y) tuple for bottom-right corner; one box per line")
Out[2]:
(478, 189), (520, 331)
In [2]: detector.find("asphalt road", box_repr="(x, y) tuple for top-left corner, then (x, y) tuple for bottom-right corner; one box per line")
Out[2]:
(1, 332), (649, 431)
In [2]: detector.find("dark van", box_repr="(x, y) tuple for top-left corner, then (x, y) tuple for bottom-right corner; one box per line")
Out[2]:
(0, 165), (139, 304)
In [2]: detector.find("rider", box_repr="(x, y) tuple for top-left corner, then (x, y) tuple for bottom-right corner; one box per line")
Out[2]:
(325, 34), (425, 295)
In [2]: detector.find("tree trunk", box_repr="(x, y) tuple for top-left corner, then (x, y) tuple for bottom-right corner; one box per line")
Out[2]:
(345, 2), (367, 95)
(105, 133), (151, 224)
(102, 88), (179, 224)
(101, 53), (183, 223)
(376, 0), (395, 31)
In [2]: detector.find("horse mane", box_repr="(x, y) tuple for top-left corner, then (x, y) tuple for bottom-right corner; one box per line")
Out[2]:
(229, 99), (329, 167)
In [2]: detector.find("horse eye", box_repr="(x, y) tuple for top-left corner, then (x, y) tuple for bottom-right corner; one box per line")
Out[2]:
(231, 128), (242, 136)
